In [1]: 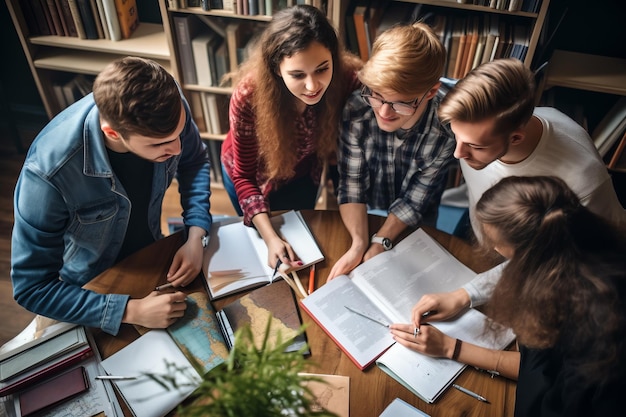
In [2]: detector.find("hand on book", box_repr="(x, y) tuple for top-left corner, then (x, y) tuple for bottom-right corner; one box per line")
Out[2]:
(267, 238), (301, 271)
(411, 288), (472, 327)
(327, 246), (365, 280)
(123, 291), (188, 329)
(390, 323), (455, 360)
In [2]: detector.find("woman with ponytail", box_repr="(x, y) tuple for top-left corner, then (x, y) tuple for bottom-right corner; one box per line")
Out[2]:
(389, 176), (626, 416)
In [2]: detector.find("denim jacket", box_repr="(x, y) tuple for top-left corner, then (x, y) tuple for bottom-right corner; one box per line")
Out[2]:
(11, 93), (211, 335)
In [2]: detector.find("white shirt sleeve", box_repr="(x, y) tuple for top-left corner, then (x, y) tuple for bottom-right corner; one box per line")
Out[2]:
(462, 261), (508, 307)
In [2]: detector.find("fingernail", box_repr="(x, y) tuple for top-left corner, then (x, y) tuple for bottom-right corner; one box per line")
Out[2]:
(297, 261), (303, 266)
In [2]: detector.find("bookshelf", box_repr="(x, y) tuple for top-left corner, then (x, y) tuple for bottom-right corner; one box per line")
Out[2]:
(345, 0), (550, 78)
(4, 0), (174, 119)
(540, 50), (626, 171)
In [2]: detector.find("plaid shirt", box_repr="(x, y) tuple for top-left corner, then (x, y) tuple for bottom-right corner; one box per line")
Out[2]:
(337, 82), (456, 227)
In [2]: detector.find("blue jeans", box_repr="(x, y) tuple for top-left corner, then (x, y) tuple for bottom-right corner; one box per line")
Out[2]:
(221, 164), (243, 216)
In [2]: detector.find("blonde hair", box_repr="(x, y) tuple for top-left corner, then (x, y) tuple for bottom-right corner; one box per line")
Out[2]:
(358, 22), (445, 95)
(438, 58), (536, 135)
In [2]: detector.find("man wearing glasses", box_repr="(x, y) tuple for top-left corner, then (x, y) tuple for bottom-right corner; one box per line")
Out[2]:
(329, 23), (456, 279)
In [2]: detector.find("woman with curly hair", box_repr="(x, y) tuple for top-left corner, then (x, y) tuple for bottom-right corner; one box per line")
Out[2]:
(220, 4), (361, 268)
(390, 176), (626, 416)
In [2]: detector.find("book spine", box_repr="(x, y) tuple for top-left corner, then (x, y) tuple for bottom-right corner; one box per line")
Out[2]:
(88, 0), (105, 39)
(75, 0), (99, 39)
(0, 347), (93, 397)
(114, 0), (139, 39)
(58, 0), (78, 37)
(174, 16), (198, 84)
(66, 0), (87, 39)
(101, 0), (122, 41)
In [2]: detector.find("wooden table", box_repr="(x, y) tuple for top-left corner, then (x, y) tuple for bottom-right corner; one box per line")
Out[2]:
(83, 210), (516, 417)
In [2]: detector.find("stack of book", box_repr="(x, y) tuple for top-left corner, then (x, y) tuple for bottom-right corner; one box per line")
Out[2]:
(22, 0), (139, 41)
(0, 322), (123, 416)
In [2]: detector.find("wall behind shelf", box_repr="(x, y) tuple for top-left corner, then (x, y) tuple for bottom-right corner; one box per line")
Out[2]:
(0, 4), (46, 127)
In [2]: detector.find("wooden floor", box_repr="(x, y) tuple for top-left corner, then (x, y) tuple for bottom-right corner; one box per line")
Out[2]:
(0, 125), (236, 346)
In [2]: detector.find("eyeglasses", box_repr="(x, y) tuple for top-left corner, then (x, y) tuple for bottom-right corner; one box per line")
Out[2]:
(360, 87), (430, 116)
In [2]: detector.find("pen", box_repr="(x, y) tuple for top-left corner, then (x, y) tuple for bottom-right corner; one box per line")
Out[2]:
(155, 282), (174, 291)
(308, 264), (315, 295)
(344, 306), (390, 328)
(452, 384), (488, 403)
(414, 310), (437, 335)
(272, 259), (283, 279)
(95, 375), (138, 380)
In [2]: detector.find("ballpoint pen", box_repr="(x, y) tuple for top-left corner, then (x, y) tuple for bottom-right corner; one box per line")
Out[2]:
(155, 282), (174, 291)
(95, 375), (138, 380)
(452, 384), (489, 403)
(344, 306), (390, 328)
(272, 259), (283, 279)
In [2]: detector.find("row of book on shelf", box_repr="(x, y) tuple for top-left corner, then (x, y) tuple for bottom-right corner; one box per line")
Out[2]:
(22, 0), (139, 41)
(458, 0), (542, 13)
(347, 0), (536, 79)
(173, 13), (261, 87)
(167, 0), (330, 17)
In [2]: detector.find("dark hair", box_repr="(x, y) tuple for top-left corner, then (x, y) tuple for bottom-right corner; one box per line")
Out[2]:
(477, 176), (626, 384)
(232, 4), (361, 180)
(93, 56), (182, 138)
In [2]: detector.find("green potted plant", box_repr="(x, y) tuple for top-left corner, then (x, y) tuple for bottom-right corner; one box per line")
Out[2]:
(150, 319), (339, 417)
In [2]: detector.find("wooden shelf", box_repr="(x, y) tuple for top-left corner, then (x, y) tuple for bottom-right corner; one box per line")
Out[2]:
(544, 50), (626, 96)
(29, 23), (171, 61)
(397, 0), (541, 17)
(34, 49), (171, 75)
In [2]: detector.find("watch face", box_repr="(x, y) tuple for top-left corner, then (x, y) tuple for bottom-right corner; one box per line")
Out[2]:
(382, 238), (392, 250)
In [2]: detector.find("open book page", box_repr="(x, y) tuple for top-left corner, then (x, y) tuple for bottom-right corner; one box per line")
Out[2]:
(205, 217), (270, 299)
(350, 228), (477, 323)
(245, 210), (324, 280)
(300, 275), (395, 370)
(100, 330), (201, 417)
(205, 211), (324, 299)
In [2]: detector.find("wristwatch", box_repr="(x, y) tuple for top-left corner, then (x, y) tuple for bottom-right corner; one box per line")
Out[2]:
(201, 234), (209, 249)
(371, 234), (393, 251)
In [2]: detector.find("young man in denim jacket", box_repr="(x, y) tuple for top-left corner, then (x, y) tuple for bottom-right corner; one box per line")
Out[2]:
(11, 57), (212, 335)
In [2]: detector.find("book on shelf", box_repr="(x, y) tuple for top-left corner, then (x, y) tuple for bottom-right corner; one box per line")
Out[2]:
(1, 324), (124, 417)
(225, 20), (255, 73)
(46, 0), (66, 36)
(593, 97), (626, 158)
(204, 210), (324, 299)
(216, 280), (310, 355)
(300, 228), (515, 402)
(379, 398), (430, 417)
(174, 14), (201, 85)
(352, 0), (370, 61)
(75, 0), (99, 39)
(94, 0), (110, 39)
(191, 31), (222, 87)
(22, 0), (49, 36)
(114, 0), (139, 39)
(89, 0), (105, 39)
(101, 0), (122, 41)
(67, 0), (88, 39)
(57, 0), (79, 37)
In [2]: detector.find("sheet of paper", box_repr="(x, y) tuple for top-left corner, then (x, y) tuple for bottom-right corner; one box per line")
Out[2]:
(100, 330), (201, 417)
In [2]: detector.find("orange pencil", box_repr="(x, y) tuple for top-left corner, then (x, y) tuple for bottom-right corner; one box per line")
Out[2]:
(308, 264), (315, 295)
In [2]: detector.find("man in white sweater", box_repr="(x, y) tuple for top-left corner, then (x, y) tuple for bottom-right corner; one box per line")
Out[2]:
(411, 58), (626, 325)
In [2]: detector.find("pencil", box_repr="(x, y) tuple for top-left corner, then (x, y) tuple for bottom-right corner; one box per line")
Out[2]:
(308, 264), (315, 295)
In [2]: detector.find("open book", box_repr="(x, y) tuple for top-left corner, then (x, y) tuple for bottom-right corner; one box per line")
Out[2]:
(216, 280), (309, 355)
(101, 291), (229, 417)
(300, 228), (514, 403)
(204, 210), (324, 299)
